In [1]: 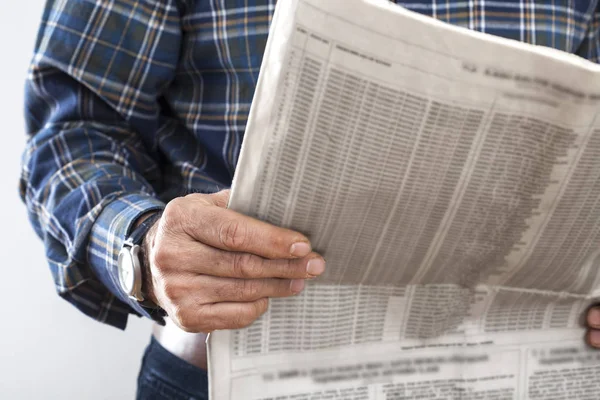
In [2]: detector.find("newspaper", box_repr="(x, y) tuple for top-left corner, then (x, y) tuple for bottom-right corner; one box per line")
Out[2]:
(207, 0), (600, 398)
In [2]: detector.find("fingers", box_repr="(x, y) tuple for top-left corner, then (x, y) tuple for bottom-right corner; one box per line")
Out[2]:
(588, 307), (600, 328)
(173, 298), (270, 333)
(152, 190), (324, 334)
(155, 274), (300, 333)
(586, 306), (600, 348)
(201, 299), (270, 331)
(587, 330), (600, 348)
(587, 307), (600, 348)
(197, 275), (305, 303)
(151, 230), (326, 279)
(169, 243), (326, 279)
(182, 201), (312, 259)
(218, 251), (325, 279)
(162, 191), (314, 259)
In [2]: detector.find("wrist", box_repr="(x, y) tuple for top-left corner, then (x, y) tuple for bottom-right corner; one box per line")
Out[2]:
(118, 210), (163, 311)
(139, 212), (161, 306)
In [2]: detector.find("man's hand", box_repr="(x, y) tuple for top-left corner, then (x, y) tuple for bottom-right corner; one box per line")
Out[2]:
(586, 307), (600, 348)
(142, 190), (325, 333)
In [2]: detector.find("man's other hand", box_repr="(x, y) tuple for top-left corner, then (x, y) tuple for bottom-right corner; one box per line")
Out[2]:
(143, 190), (326, 333)
(586, 307), (600, 348)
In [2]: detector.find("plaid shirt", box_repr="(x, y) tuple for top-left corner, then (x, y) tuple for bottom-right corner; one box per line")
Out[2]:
(20, 0), (600, 330)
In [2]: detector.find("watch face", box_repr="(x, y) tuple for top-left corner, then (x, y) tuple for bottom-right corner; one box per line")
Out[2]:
(118, 249), (136, 294)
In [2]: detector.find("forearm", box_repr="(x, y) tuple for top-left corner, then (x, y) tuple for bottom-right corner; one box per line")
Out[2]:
(20, 0), (182, 328)
(20, 123), (166, 328)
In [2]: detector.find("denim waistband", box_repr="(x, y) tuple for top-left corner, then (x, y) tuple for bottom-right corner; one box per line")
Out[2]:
(142, 335), (209, 396)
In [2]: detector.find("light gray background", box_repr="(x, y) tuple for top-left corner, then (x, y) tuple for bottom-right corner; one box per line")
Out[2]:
(0, 1), (153, 399)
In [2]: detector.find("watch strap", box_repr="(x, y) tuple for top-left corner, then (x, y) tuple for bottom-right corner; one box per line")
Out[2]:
(127, 211), (166, 321)
(128, 212), (163, 246)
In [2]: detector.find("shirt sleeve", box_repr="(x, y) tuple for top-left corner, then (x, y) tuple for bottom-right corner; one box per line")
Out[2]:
(576, 3), (600, 63)
(19, 0), (182, 330)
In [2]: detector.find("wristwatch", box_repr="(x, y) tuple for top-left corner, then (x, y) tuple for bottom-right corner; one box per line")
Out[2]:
(117, 212), (163, 304)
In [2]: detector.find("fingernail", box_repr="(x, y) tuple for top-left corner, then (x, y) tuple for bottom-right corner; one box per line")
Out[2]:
(290, 242), (311, 257)
(590, 308), (600, 327)
(306, 258), (326, 277)
(591, 330), (600, 346)
(290, 279), (305, 294)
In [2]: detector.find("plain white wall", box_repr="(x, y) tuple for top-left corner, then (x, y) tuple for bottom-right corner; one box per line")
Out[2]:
(0, 1), (153, 399)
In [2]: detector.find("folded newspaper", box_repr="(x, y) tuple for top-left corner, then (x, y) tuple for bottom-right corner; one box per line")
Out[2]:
(208, 0), (600, 398)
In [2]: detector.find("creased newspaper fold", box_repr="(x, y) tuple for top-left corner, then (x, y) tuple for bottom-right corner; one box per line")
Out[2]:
(208, 0), (600, 398)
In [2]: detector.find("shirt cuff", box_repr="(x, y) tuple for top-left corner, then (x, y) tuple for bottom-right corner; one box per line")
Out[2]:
(88, 192), (166, 327)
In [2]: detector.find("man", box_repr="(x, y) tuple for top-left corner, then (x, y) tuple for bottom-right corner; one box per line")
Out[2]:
(20, 0), (600, 398)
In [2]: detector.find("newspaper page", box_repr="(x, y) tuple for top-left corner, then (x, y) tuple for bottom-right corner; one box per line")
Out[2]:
(208, 0), (600, 398)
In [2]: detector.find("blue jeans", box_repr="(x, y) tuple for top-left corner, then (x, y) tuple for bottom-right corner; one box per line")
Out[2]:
(137, 337), (209, 400)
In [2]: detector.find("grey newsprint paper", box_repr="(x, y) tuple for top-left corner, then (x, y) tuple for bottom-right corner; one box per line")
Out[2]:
(208, 0), (600, 398)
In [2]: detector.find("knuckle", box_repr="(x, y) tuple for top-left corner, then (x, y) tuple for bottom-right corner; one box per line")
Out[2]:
(232, 307), (256, 329)
(172, 307), (197, 333)
(160, 281), (180, 301)
(185, 193), (213, 207)
(211, 282), (226, 300)
(163, 198), (184, 224)
(162, 200), (187, 234)
(209, 190), (230, 208)
(192, 307), (214, 333)
(151, 244), (172, 271)
(218, 218), (248, 250)
(281, 258), (294, 278)
(232, 253), (259, 278)
(163, 197), (199, 237)
(254, 298), (269, 316)
(225, 280), (244, 300)
(243, 280), (262, 300)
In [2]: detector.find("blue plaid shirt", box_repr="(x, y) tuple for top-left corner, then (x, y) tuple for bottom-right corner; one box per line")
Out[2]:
(20, 0), (600, 330)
